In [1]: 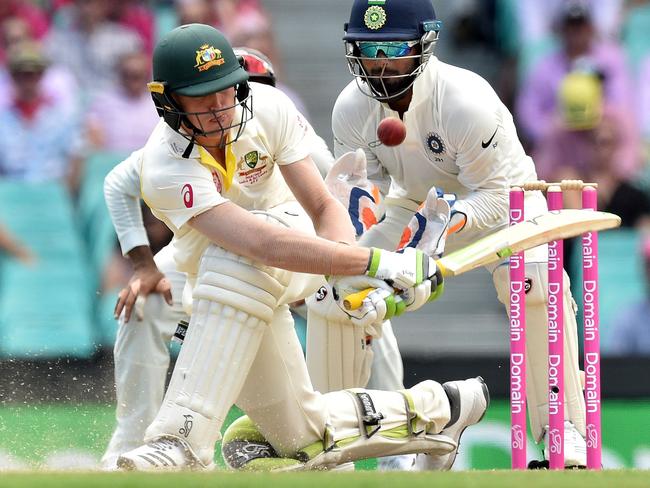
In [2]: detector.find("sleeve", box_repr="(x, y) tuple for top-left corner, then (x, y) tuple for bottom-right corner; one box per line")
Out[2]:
(103, 149), (149, 255)
(268, 89), (312, 166)
(141, 159), (227, 231)
(331, 89), (391, 194)
(444, 95), (513, 234)
(305, 126), (335, 178)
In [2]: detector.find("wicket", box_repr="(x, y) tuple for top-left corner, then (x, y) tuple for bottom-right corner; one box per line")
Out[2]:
(509, 180), (602, 470)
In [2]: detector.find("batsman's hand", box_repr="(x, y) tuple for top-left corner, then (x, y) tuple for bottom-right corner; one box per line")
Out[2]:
(344, 247), (444, 312)
(330, 276), (405, 329)
(115, 265), (172, 322)
(325, 149), (385, 237)
(366, 247), (441, 291)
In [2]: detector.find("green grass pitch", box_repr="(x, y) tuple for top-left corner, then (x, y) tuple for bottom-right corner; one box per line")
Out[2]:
(1, 470), (648, 488)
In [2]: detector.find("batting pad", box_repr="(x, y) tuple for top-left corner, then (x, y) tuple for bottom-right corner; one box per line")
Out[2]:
(494, 262), (586, 441)
(145, 244), (290, 466)
(222, 380), (456, 470)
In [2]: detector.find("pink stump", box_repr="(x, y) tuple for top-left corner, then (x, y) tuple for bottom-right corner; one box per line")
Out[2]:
(582, 186), (602, 469)
(547, 187), (564, 469)
(509, 188), (527, 469)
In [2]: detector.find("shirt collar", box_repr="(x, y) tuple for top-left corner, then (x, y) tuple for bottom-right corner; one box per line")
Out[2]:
(162, 122), (237, 191)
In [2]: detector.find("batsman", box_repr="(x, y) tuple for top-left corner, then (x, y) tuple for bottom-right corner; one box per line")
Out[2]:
(106, 23), (489, 471)
(310, 0), (588, 469)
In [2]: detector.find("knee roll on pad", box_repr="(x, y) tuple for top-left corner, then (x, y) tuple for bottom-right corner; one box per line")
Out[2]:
(194, 244), (291, 323)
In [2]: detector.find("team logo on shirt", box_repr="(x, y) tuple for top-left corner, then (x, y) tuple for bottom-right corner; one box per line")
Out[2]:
(364, 6), (387, 30)
(244, 150), (259, 168)
(426, 132), (446, 155)
(194, 44), (225, 72)
(237, 152), (270, 185)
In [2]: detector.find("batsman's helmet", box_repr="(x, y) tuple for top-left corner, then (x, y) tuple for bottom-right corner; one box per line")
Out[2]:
(234, 47), (276, 87)
(148, 24), (252, 154)
(343, 0), (441, 101)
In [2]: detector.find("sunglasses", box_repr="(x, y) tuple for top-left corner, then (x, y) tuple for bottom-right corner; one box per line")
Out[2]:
(357, 40), (419, 58)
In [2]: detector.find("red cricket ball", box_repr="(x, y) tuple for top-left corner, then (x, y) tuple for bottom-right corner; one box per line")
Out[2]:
(377, 116), (407, 147)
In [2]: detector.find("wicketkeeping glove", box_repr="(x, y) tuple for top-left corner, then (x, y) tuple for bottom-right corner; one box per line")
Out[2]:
(325, 149), (385, 237)
(397, 186), (467, 258)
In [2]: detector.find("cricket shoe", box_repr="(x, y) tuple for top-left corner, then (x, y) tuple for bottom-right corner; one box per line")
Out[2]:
(116, 436), (214, 471)
(413, 376), (490, 471)
(536, 420), (586, 469)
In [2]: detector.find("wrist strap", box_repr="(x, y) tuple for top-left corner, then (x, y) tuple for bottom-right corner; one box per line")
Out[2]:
(366, 248), (380, 275)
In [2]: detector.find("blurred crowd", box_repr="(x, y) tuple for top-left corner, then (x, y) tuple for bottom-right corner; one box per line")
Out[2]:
(0, 0), (649, 356)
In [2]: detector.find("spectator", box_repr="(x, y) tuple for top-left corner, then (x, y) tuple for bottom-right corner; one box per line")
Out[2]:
(0, 222), (32, 264)
(85, 50), (159, 153)
(516, 1), (634, 145)
(216, 0), (270, 45)
(0, 17), (79, 112)
(108, 0), (155, 55)
(0, 0), (49, 62)
(535, 72), (649, 275)
(0, 42), (85, 193)
(513, 0), (623, 47)
(175, 0), (216, 26)
(534, 71), (643, 188)
(174, 0), (270, 49)
(606, 235), (650, 356)
(44, 0), (142, 101)
(638, 55), (650, 143)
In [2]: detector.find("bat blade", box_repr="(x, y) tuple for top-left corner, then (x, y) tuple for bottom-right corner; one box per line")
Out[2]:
(343, 209), (620, 310)
(437, 209), (620, 277)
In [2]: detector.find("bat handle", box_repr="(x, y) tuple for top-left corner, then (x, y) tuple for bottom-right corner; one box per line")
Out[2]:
(343, 288), (374, 310)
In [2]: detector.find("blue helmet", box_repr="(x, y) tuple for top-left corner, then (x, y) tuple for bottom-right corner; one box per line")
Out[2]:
(344, 0), (440, 41)
(343, 0), (442, 101)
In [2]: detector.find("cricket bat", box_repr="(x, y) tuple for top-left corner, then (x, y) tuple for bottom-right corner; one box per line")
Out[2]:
(343, 208), (621, 310)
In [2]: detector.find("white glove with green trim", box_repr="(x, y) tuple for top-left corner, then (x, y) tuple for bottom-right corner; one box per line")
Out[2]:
(366, 247), (438, 290)
(330, 275), (406, 329)
(365, 247), (444, 312)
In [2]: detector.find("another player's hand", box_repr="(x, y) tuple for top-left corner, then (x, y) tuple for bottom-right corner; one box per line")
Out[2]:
(325, 149), (384, 237)
(397, 186), (466, 257)
(115, 265), (172, 322)
(330, 276), (405, 329)
(397, 187), (452, 257)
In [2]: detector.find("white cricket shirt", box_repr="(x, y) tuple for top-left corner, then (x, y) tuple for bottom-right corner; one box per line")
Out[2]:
(105, 83), (313, 275)
(332, 57), (538, 234)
